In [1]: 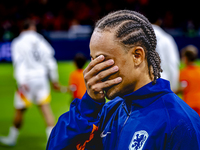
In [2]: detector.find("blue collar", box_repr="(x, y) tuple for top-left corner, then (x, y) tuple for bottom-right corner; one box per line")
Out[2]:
(122, 78), (173, 111)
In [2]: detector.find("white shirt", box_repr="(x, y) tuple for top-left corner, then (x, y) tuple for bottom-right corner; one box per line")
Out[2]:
(153, 25), (180, 91)
(11, 30), (58, 85)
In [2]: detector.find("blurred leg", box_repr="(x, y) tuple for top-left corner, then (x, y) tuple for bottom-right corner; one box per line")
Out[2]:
(0, 108), (26, 146)
(13, 108), (26, 129)
(38, 104), (55, 138)
(36, 78), (55, 138)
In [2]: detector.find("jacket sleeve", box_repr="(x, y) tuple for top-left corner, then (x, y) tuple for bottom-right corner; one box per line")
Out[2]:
(46, 92), (105, 150)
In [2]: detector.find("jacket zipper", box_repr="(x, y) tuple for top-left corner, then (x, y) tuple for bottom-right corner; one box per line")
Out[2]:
(116, 103), (131, 149)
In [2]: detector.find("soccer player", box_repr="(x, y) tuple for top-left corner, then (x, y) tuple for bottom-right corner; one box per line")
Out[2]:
(0, 20), (60, 146)
(69, 53), (87, 99)
(152, 21), (180, 92)
(175, 45), (200, 115)
(47, 10), (200, 150)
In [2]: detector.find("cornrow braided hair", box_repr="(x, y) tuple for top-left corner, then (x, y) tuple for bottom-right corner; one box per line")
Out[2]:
(95, 10), (162, 84)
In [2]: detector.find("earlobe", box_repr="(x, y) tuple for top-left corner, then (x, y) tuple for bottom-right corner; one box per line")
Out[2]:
(132, 46), (145, 66)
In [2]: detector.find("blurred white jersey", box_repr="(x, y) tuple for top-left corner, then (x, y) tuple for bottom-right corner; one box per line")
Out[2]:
(11, 30), (58, 85)
(153, 25), (180, 91)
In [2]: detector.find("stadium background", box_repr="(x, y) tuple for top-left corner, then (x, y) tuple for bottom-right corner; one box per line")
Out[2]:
(0, 0), (200, 149)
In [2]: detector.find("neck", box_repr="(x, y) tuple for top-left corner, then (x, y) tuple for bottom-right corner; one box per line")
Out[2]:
(134, 74), (152, 92)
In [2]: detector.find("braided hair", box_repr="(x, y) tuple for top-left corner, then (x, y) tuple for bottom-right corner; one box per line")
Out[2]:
(95, 10), (162, 84)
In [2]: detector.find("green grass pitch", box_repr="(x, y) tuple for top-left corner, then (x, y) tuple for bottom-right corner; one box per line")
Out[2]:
(0, 60), (200, 150)
(0, 61), (78, 150)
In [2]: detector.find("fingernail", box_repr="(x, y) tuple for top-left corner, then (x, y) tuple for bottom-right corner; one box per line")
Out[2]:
(117, 77), (122, 82)
(113, 66), (119, 71)
(108, 59), (114, 65)
(98, 55), (104, 60)
(99, 91), (103, 94)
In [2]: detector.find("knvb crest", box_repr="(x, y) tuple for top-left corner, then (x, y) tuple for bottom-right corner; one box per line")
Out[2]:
(129, 130), (148, 150)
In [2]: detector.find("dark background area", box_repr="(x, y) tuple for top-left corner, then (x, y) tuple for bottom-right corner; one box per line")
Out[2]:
(1, 0), (200, 40)
(1, 0), (200, 61)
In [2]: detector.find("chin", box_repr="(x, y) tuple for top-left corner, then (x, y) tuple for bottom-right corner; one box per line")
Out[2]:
(105, 93), (116, 100)
(105, 86), (121, 100)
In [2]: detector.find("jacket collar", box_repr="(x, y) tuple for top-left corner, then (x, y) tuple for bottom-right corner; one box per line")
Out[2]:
(122, 78), (173, 111)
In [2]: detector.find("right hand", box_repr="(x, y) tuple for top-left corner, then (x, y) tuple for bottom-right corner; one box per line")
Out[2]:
(83, 55), (122, 102)
(52, 82), (61, 91)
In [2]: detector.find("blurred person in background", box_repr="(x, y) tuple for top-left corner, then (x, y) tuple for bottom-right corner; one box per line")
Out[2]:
(68, 53), (87, 99)
(152, 19), (180, 92)
(175, 45), (200, 115)
(60, 53), (87, 100)
(0, 20), (60, 146)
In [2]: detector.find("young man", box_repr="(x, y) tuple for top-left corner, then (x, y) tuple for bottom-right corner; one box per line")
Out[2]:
(176, 45), (200, 115)
(47, 10), (200, 150)
(0, 20), (60, 146)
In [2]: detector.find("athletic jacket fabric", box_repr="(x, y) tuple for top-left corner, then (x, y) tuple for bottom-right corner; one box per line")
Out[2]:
(47, 78), (200, 150)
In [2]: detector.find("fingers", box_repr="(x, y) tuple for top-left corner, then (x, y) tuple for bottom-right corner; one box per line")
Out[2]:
(84, 55), (105, 74)
(83, 55), (122, 101)
(84, 59), (115, 82)
(86, 65), (119, 87)
(88, 77), (122, 101)
(90, 77), (122, 93)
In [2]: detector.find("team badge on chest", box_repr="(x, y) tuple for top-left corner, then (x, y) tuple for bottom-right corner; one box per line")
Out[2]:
(129, 130), (148, 150)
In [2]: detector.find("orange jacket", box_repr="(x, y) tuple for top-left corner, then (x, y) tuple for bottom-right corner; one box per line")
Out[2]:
(180, 65), (200, 108)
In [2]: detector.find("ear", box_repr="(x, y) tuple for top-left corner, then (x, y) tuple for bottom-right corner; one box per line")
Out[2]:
(131, 46), (145, 66)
